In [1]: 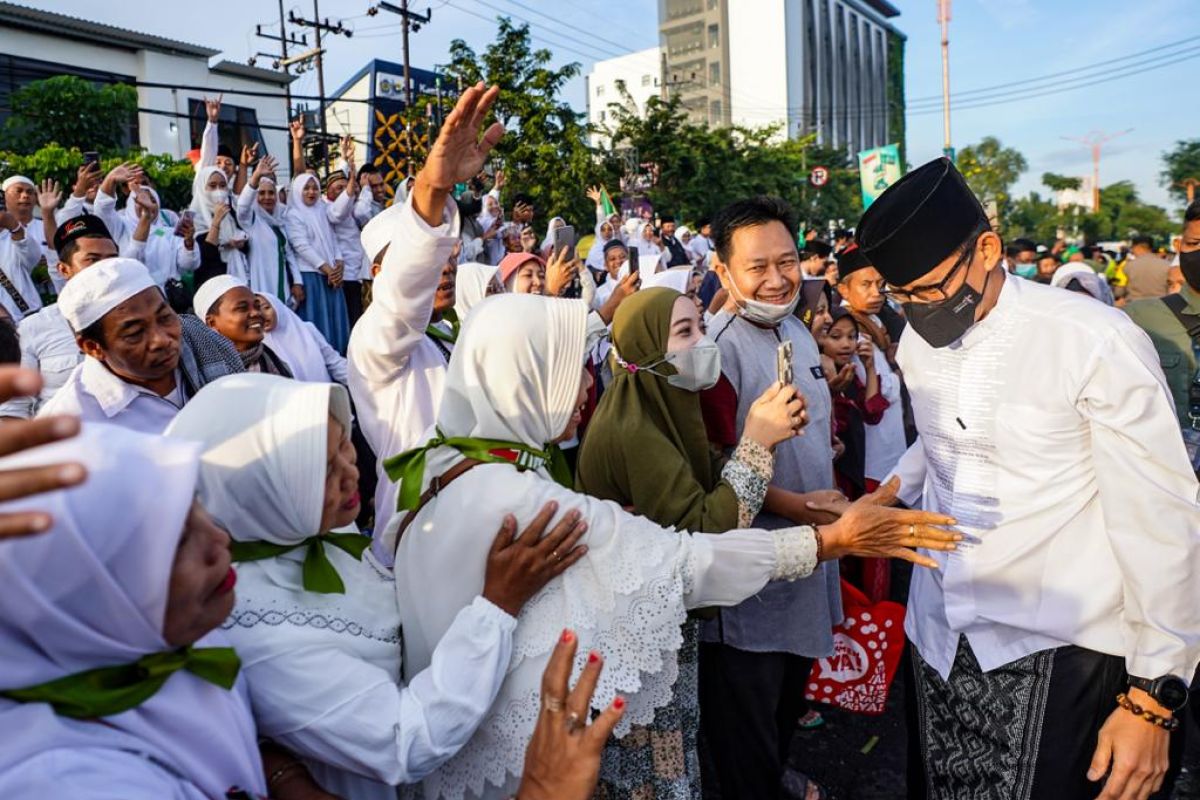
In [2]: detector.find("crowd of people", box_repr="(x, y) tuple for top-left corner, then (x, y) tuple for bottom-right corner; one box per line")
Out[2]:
(0, 78), (1196, 800)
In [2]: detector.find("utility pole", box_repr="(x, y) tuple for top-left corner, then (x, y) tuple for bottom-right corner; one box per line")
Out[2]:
(288, 2), (352, 173)
(253, 4), (309, 122)
(1178, 177), (1200, 204)
(375, 1), (432, 108)
(1062, 129), (1133, 213)
(937, 0), (953, 161)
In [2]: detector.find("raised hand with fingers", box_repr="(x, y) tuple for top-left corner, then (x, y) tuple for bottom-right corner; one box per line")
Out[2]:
(290, 117), (306, 142)
(239, 143), (259, 169)
(544, 245), (580, 298)
(585, 185), (602, 204)
(37, 179), (61, 214)
(515, 629), (626, 800)
(251, 154), (279, 186)
(72, 162), (101, 199)
(205, 94), (223, 123)
(0, 368), (87, 539)
(812, 477), (961, 568)
(421, 82), (505, 192)
(482, 501), (589, 617)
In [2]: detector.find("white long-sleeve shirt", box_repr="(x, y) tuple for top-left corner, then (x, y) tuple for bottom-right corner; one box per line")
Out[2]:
(236, 184), (302, 297)
(348, 193), (459, 543)
(851, 321), (907, 481)
(326, 190), (369, 282)
(0, 226), (43, 321)
(890, 275), (1200, 681)
(94, 190), (198, 287)
(0, 305), (80, 419)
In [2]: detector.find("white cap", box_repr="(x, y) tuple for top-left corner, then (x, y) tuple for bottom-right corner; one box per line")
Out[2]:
(58, 258), (158, 333)
(359, 202), (405, 264)
(1, 175), (34, 192)
(192, 275), (248, 318)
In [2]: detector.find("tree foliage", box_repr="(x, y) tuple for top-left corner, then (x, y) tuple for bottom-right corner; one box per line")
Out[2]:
(956, 136), (1028, 223)
(1160, 138), (1200, 207)
(1041, 172), (1082, 192)
(444, 19), (600, 225)
(1, 76), (137, 153)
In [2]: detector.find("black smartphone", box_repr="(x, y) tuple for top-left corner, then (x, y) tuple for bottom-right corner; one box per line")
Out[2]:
(552, 224), (575, 259)
(628, 245), (640, 274)
(82, 151), (100, 169)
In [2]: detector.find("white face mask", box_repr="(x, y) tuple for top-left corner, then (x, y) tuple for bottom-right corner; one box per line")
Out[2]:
(206, 189), (229, 207)
(727, 275), (801, 326)
(661, 335), (722, 392)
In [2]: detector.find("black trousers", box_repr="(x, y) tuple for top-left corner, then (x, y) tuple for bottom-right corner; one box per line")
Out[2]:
(343, 279), (364, 328)
(908, 639), (1184, 800)
(698, 643), (812, 800)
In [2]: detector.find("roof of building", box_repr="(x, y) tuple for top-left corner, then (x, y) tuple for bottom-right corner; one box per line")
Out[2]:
(329, 58), (441, 100)
(211, 60), (296, 86)
(863, 0), (901, 18)
(0, 1), (220, 57)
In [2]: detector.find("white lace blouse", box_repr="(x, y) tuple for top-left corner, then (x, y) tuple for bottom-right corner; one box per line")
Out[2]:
(391, 463), (818, 800)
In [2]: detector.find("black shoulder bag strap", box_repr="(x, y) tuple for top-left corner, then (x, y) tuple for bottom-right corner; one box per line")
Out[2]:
(0, 266), (30, 315)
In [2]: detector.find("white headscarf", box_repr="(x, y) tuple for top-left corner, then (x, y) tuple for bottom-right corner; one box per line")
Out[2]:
(286, 173), (340, 266)
(258, 292), (337, 383)
(389, 294), (700, 798)
(0, 425), (264, 799)
(454, 263), (500, 323)
(189, 166), (246, 264)
(539, 216), (566, 254)
(476, 194), (501, 233)
(641, 266), (692, 294)
(1051, 263), (1115, 306)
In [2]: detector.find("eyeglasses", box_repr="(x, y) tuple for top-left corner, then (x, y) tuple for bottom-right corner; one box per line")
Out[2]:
(885, 245), (975, 304)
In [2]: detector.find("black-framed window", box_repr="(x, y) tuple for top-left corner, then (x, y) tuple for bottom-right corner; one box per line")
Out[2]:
(188, 99), (266, 158)
(0, 54), (137, 147)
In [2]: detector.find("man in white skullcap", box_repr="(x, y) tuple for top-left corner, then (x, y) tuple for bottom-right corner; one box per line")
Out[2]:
(38, 258), (242, 433)
(0, 175), (44, 321)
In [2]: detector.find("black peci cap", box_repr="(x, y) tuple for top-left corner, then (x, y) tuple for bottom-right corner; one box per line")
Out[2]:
(53, 214), (112, 253)
(836, 242), (872, 279)
(855, 157), (987, 286)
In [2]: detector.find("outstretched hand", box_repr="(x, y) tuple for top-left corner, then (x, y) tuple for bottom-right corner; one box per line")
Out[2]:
(419, 82), (505, 192)
(205, 94), (222, 124)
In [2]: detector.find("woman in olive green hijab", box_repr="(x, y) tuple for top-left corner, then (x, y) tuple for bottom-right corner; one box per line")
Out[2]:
(577, 286), (804, 799)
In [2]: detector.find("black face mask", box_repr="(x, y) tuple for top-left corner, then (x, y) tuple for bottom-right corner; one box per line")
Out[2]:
(902, 264), (992, 349)
(1180, 249), (1200, 292)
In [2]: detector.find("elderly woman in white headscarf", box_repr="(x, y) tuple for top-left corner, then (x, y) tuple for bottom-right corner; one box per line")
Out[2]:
(476, 194), (505, 266)
(284, 172), (350, 354)
(190, 165), (249, 289)
(236, 155), (304, 307)
(193, 276), (294, 377)
(1051, 262), (1115, 306)
(165, 373), (585, 800)
(0, 424), (271, 799)
(386, 293), (958, 799)
(256, 292), (348, 384)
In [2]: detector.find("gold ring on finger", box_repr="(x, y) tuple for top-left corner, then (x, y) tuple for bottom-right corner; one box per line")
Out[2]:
(909, 524), (916, 537)
(551, 549), (561, 561)
(542, 696), (565, 713)
(566, 711), (585, 733)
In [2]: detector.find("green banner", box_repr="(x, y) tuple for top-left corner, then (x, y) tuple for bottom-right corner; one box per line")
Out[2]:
(857, 143), (902, 209)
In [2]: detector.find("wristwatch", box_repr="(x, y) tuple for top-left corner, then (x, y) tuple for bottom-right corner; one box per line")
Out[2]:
(1127, 674), (1191, 713)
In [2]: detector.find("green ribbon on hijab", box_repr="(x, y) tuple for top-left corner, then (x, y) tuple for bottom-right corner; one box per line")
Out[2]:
(229, 533), (371, 594)
(425, 308), (460, 344)
(1, 646), (241, 720)
(383, 427), (572, 512)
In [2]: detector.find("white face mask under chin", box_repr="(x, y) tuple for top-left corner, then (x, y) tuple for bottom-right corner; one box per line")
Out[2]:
(727, 276), (801, 326)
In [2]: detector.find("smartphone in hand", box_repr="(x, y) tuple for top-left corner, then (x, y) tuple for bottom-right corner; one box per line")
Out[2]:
(552, 224), (575, 259)
(628, 245), (640, 274)
(776, 340), (794, 387)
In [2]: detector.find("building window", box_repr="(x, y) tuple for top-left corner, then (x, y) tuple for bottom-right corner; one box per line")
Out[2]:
(709, 61), (721, 86)
(642, 74), (651, 87)
(666, 0), (703, 20)
(708, 24), (720, 49)
(666, 22), (705, 57)
(710, 99), (723, 124)
(707, 0), (719, 8)
(599, 110), (606, 121)
(0, 53), (137, 147)
(188, 98), (265, 158)
(596, 83), (605, 96)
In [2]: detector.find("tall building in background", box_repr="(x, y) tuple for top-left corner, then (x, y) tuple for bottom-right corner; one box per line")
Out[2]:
(586, 46), (663, 149)
(658, 0), (905, 155)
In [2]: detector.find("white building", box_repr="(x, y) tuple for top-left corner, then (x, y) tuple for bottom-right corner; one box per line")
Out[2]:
(586, 47), (663, 149)
(659, 0), (904, 153)
(0, 1), (292, 171)
(1056, 175), (1096, 213)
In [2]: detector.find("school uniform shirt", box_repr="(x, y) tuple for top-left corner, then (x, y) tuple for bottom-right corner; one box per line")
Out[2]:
(327, 189), (370, 282)
(0, 225), (43, 321)
(889, 275), (1200, 681)
(348, 193), (460, 547)
(700, 311), (842, 657)
(0, 305), (81, 418)
(37, 358), (186, 435)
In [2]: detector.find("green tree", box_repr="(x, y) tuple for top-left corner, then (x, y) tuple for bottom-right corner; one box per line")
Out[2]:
(1041, 172), (1082, 193)
(1007, 191), (1066, 244)
(1077, 181), (1175, 243)
(1, 76), (137, 153)
(444, 19), (600, 225)
(1160, 138), (1200, 207)
(957, 137), (1028, 225)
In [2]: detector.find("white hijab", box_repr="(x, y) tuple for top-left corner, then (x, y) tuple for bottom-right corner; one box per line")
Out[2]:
(0, 425), (264, 799)
(189, 166), (246, 264)
(259, 292), (338, 383)
(285, 173), (341, 266)
(641, 265), (692, 294)
(122, 186), (180, 286)
(476, 194), (501, 233)
(539, 215), (566, 254)
(454, 263), (500, 323)
(390, 294), (696, 799)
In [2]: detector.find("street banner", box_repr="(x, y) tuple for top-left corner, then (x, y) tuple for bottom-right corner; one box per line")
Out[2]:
(857, 143), (902, 209)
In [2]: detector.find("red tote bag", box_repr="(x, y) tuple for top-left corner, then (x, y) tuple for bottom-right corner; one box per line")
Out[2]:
(804, 579), (906, 716)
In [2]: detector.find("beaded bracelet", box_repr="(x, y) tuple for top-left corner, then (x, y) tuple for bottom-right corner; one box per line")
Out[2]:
(814, 526), (824, 564)
(1116, 693), (1181, 732)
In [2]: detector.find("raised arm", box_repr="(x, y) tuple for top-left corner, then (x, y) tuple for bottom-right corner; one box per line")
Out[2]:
(290, 118), (307, 175)
(199, 95), (222, 168)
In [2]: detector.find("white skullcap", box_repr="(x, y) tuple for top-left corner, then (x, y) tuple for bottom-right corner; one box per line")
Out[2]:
(192, 275), (249, 318)
(359, 202), (405, 264)
(57, 257), (158, 333)
(1, 175), (33, 192)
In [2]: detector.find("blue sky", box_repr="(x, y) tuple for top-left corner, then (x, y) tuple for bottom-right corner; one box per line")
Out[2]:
(37, 0), (1200, 211)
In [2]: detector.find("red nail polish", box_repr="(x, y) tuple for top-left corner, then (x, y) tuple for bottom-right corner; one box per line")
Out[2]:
(588, 651), (600, 664)
(561, 629), (574, 643)
(613, 696), (625, 710)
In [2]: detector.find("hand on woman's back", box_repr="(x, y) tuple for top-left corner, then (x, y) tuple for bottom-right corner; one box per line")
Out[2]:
(481, 501), (589, 617)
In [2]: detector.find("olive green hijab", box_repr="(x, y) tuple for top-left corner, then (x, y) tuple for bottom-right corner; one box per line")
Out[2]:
(576, 287), (739, 533)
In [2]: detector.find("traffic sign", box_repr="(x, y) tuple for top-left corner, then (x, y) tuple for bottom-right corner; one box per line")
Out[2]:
(810, 166), (829, 187)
